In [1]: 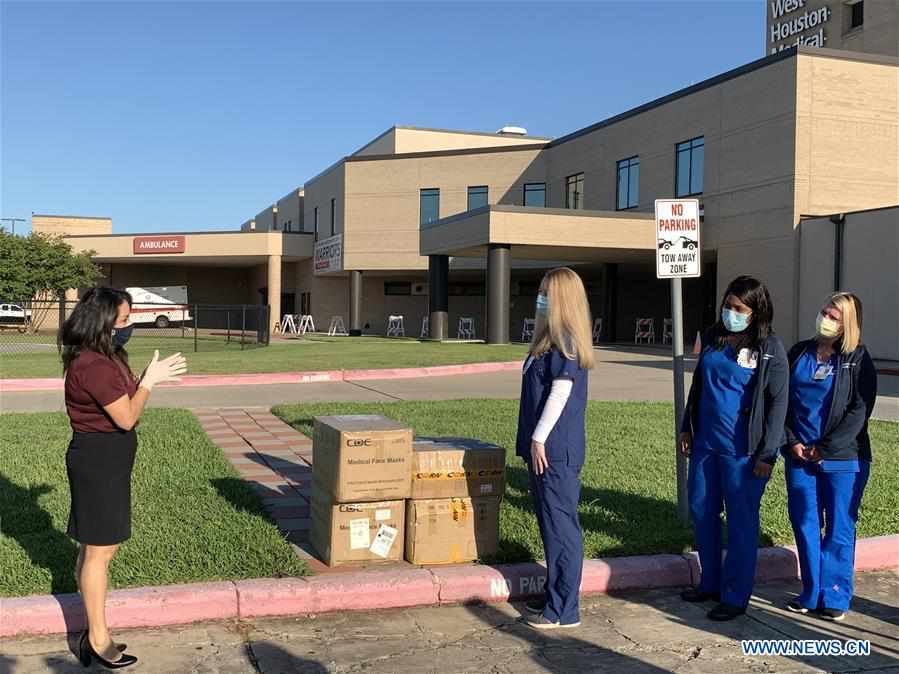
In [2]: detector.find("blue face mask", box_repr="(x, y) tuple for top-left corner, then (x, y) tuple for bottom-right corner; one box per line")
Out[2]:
(721, 308), (751, 333)
(535, 294), (549, 314)
(112, 324), (134, 347)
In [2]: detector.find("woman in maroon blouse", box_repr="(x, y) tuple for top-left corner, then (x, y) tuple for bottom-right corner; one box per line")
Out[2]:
(60, 287), (186, 669)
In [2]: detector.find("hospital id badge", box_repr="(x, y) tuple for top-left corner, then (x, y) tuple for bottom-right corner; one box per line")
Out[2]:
(814, 364), (834, 380)
(737, 348), (758, 370)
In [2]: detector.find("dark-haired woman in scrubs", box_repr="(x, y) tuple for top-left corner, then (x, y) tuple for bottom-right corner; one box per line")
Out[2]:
(679, 276), (789, 621)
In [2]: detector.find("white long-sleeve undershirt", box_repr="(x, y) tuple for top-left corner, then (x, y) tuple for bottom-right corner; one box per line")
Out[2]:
(531, 378), (573, 443)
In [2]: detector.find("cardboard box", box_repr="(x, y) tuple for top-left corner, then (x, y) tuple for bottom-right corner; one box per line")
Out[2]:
(405, 497), (500, 565)
(411, 438), (506, 500)
(310, 488), (405, 566)
(313, 415), (413, 502)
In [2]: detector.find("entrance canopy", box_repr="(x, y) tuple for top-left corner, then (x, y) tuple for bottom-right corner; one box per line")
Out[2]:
(420, 205), (656, 263)
(65, 230), (314, 266)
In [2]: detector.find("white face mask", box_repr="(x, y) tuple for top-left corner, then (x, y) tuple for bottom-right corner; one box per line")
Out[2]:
(816, 313), (842, 339)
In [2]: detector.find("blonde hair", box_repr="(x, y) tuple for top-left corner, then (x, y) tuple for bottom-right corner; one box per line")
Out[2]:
(529, 267), (596, 369)
(825, 291), (863, 353)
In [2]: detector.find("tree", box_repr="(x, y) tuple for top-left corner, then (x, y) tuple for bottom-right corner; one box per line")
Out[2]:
(0, 230), (101, 331)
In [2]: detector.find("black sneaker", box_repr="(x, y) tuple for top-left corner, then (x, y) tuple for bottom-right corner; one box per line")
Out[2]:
(786, 600), (809, 614)
(523, 614), (581, 630)
(707, 602), (746, 621)
(820, 608), (846, 622)
(524, 598), (546, 615)
(680, 589), (721, 603)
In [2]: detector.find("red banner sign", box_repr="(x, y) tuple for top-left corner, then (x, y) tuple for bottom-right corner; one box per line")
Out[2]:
(133, 236), (186, 254)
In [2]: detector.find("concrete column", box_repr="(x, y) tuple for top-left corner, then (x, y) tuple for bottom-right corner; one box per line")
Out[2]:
(428, 255), (449, 340)
(349, 270), (363, 336)
(486, 244), (511, 345)
(267, 254), (282, 331)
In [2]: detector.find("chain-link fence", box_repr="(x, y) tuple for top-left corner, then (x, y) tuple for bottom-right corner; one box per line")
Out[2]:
(0, 300), (271, 356)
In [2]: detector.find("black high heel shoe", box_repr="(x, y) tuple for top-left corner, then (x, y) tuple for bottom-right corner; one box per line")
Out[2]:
(78, 630), (137, 669)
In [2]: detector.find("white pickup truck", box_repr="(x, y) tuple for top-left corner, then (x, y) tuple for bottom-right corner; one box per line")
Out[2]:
(126, 286), (192, 328)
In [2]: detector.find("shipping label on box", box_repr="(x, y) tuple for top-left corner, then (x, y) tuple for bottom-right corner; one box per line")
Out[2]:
(411, 438), (506, 500)
(405, 496), (500, 565)
(313, 415), (413, 502)
(310, 489), (405, 567)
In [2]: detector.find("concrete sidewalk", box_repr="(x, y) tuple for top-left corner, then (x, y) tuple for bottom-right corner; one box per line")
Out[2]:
(3, 347), (897, 421)
(4, 570), (897, 673)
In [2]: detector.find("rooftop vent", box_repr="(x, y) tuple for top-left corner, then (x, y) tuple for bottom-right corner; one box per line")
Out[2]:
(496, 126), (528, 136)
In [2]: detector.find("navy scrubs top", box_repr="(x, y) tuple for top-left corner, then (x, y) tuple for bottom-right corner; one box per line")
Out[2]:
(693, 344), (759, 455)
(788, 346), (857, 473)
(516, 346), (588, 468)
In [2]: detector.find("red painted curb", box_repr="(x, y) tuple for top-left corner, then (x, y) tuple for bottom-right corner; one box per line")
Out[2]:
(0, 361), (521, 392)
(582, 554), (692, 593)
(235, 578), (313, 619)
(2, 536), (896, 638)
(306, 568), (439, 613)
(1, 581), (236, 637)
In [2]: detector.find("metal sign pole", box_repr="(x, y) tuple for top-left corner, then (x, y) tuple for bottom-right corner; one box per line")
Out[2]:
(671, 277), (689, 524)
(655, 198), (700, 526)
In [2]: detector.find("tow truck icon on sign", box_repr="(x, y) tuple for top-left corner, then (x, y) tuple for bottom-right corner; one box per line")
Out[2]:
(658, 236), (698, 251)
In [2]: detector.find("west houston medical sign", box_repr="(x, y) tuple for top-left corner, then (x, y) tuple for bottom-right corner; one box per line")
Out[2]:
(769, 0), (833, 53)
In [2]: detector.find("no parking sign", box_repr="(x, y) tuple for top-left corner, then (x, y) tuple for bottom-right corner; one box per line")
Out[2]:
(655, 199), (701, 279)
(654, 198), (701, 525)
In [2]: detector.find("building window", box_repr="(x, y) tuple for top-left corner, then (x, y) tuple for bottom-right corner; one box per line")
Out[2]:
(330, 198), (336, 236)
(420, 188), (440, 226)
(384, 281), (412, 296)
(850, 0), (864, 29)
(676, 137), (704, 197)
(448, 282), (485, 296)
(523, 183), (546, 208)
(565, 173), (584, 210)
(616, 157), (640, 210)
(313, 207), (319, 240)
(467, 186), (488, 211)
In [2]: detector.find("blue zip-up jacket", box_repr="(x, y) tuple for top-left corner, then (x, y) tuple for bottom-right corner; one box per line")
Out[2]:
(681, 328), (789, 464)
(784, 339), (878, 462)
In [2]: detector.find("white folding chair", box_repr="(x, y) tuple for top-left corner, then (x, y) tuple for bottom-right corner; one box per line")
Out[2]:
(521, 317), (536, 343)
(386, 315), (405, 337)
(457, 317), (475, 340)
(592, 317), (603, 344)
(328, 316), (347, 336)
(635, 318), (655, 344)
(298, 314), (315, 335)
(280, 314), (297, 335)
(420, 315), (429, 338)
(662, 318), (673, 345)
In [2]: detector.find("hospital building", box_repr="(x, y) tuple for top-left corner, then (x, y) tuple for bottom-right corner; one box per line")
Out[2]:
(33, 1), (899, 360)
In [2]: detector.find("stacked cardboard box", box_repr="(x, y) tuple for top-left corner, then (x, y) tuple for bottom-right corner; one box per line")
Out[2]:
(310, 415), (413, 566)
(405, 438), (505, 565)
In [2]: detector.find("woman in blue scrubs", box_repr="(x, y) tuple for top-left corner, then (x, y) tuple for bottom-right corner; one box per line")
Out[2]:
(679, 276), (789, 621)
(516, 267), (595, 630)
(783, 292), (877, 622)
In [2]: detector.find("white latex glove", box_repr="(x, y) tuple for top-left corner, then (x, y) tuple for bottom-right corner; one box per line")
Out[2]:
(140, 350), (188, 390)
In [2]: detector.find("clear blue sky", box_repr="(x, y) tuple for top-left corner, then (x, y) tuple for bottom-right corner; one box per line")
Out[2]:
(1, 1), (765, 234)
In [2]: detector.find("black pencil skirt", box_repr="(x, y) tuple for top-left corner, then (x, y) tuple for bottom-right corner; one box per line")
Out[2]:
(66, 430), (138, 546)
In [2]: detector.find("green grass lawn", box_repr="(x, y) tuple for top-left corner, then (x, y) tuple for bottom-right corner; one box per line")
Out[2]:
(0, 409), (307, 598)
(0, 335), (527, 379)
(275, 400), (899, 564)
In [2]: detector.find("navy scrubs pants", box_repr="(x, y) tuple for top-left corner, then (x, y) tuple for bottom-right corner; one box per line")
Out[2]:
(688, 448), (769, 608)
(785, 457), (863, 611)
(528, 460), (583, 625)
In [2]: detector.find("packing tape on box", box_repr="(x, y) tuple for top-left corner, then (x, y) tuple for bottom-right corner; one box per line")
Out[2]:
(451, 499), (469, 522)
(414, 470), (503, 480)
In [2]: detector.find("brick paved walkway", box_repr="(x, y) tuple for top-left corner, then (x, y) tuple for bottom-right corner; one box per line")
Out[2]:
(192, 406), (410, 574)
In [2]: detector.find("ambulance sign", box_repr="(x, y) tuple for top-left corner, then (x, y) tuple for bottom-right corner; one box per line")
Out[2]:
(655, 199), (701, 279)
